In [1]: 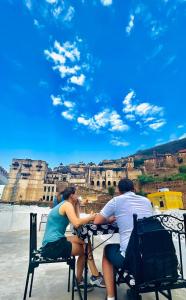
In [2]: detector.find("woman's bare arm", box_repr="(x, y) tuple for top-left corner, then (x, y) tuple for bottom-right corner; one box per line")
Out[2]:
(60, 202), (95, 228)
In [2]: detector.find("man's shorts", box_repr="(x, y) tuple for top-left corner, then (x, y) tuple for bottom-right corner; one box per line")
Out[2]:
(41, 237), (72, 259)
(104, 243), (126, 270)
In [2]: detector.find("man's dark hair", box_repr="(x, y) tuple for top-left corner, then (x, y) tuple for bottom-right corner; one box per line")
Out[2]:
(118, 179), (134, 193)
(63, 186), (76, 200)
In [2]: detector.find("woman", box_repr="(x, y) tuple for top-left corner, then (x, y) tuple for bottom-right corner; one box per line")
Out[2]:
(42, 186), (105, 289)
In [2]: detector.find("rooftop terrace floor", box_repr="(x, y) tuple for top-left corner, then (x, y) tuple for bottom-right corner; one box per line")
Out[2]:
(1, 230), (186, 300)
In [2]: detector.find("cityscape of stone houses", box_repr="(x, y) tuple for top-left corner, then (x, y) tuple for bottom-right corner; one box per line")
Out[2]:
(1, 148), (186, 205)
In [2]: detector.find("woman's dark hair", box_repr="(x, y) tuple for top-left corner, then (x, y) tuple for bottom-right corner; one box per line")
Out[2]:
(118, 179), (134, 193)
(63, 186), (76, 200)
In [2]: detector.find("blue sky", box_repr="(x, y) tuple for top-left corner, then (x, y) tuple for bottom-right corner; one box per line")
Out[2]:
(0, 0), (186, 170)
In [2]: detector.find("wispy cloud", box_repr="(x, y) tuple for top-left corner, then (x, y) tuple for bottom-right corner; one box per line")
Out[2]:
(126, 15), (135, 35)
(51, 95), (62, 106)
(149, 120), (166, 130)
(45, 39), (86, 86)
(24, 0), (32, 10)
(110, 137), (130, 147)
(61, 111), (74, 120)
(177, 124), (184, 129)
(46, 0), (58, 4)
(179, 133), (186, 139)
(64, 6), (75, 22)
(70, 74), (85, 86)
(122, 90), (166, 131)
(77, 109), (129, 133)
(100, 0), (113, 6)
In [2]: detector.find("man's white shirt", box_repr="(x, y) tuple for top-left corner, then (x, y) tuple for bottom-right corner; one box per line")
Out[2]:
(100, 192), (153, 256)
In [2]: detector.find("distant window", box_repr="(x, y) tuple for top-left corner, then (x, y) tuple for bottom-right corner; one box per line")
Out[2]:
(51, 196), (53, 201)
(97, 181), (100, 186)
(48, 187), (50, 192)
(52, 186), (54, 192)
(44, 186), (46, 192)
(102, 181), (106, 187)
(113, 181), (116, 187)
(108, 181), (111, 186)
(160, 201), (163, 207)
(46, 196), (50, 201)
(91, 181), (94, 186)
(43, 195), (45, 200)
(63, 177), (66, 182)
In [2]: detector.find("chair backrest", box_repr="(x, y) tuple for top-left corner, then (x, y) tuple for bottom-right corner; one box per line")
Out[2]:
(29, 213), (37, 261)
(125, 214), (186, 286)
(40, 214), (48, 223)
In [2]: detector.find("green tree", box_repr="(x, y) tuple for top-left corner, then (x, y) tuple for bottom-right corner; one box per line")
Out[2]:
(108, 186), (115, 196)
(138, 175), (155, 185)
(179, 165), (186, 173)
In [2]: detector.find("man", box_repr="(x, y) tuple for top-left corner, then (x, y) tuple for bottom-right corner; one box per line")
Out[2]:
(94, 179), (153, 300)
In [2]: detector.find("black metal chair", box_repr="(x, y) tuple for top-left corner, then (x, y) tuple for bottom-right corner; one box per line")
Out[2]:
(23, 213), (81, 300)
(115, 213), (186, 300)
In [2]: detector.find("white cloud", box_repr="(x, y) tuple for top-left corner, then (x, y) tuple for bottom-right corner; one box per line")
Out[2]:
(143, 117), (155, 123)
(125, 114), (136, 121)
(110, 138), (130, 147)
(122, 90), (136, 113)
(63, 101), (75, 108)
(126, 15), (135, 35)
(179, 133), (186, 139)
(149, 120), (166, 130)
(55, 41), (80, 62)
(51, 95), (62, 106)
(135, 103), (163, 116)
(109, 111), (129, 132)
(61, 111), (74, 120)
(46, 0), (58, 4)
(55, 65), (80, 78)
(70, 74), (85, 86)
(122, 90), (166, 131)
(24, 0), (32, 10)
(45, 40), (86, 86)
(177, 124), (184, 129)
(64, 6), (75, 22)
(100, 0), (112, 6)
(44, 50), (66, 65)
(77, 109), (129, 133)
(77, 117), (90, 126)
(52, 6), (63, 18)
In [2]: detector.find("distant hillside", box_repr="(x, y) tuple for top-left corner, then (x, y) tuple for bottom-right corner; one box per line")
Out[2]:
(135, 138), (186, 156)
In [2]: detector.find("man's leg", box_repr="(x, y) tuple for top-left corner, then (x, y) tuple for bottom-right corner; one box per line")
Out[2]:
(102, 248), (115, 298)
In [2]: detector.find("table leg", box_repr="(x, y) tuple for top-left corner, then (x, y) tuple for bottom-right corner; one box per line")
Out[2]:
(84, 242), (88, 300)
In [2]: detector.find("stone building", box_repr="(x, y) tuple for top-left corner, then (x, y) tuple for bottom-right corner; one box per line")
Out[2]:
(178, 149), (186, 164)
(88, 159), (142, 190)
(0, 166), (8, 185)
(2, 159), (48, 202)
(0, 166), (8, 200)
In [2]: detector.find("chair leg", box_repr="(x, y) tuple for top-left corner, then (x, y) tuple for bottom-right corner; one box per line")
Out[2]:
(114, 270), (118, 300)
(155, 290), (159, 300)
(29, 268), (35, 297)
(74, 276), (83, 300)
(72, 266), (75, 300)
(167, 290), (172, 300)
(68, 265), (71, 292)
(23, 268), (31, 300)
